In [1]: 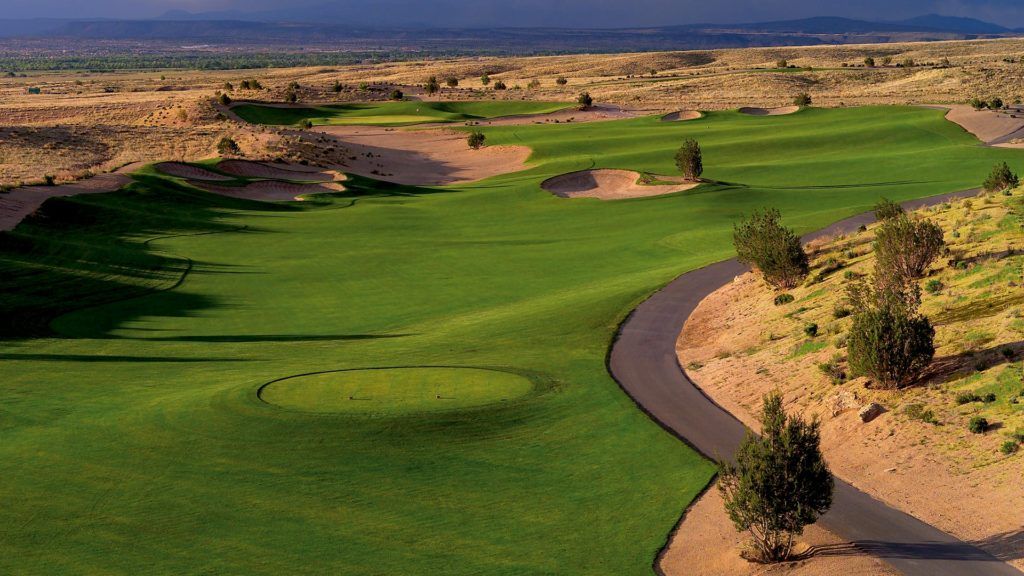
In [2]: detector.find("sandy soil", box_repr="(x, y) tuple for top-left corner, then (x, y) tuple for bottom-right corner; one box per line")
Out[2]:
(662, 110), (703, 121)
(0, 162), (143, 232)
(154, 162), (235, 181)
(313, 125), (532, 185)
(927, 104), (1024, 146)
(540, 169), (699, 200)
(215, 159), (340, 182)
(738, 106), (801, 116)
(190, 180), (345, 201)
(661, 488), (898, 576)
(677, 270), (1024, 569)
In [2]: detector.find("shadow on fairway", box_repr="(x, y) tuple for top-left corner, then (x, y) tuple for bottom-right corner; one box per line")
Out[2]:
(0, 353), (254, 363)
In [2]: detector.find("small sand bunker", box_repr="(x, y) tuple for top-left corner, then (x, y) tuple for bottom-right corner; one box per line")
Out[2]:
(541, 169), (699, 200)
(155, 162), (234, 181)
(191, 180), (345, 202)
(216, 160), (338, 182)
(661, 110), (702, 122)
(738, 106), (800, 116)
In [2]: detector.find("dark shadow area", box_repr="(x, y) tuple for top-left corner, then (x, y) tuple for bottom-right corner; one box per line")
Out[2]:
(0, 353), (252, 363)
(923, 341), (1022, 385)
(851, 540), (1005, 563)
(973, 529), (1024, 562)
(0, 174), (292, 339)
(120, 333), (411, 343)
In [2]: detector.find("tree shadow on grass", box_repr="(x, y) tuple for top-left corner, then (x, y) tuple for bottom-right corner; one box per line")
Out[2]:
(922, 341), (1022, 386)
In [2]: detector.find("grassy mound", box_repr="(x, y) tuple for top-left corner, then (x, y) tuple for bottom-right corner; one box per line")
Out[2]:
(260, 367), (535, 414)
(1, 106), (1023, 574)
(232, 100), (571, 127)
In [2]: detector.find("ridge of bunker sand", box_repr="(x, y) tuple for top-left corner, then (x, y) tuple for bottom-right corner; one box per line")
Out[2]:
(738, 105), (800, 116)
(541, 169), (699, 200)
(216, 160), (341, 182)
(661, 110), (702, 122)
(190, 180), (345, 202)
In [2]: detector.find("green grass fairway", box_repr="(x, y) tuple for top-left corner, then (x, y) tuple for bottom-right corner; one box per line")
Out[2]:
(2, 105), (1022, 575)
(232, 100), (571, 126)
(259, 367), (536, 414)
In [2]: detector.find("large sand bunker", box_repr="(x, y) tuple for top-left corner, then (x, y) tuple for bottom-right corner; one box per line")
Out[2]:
(925, 104), (1024, 147)
(661, 111), (702, 122)
(155, 162), (234, 181)
(738, 106), (800, 116)
(215, 160), (339, 182)
(315, 125), (532, 186)
(190, 180), (345, 202)
(541, 169), (699, 200)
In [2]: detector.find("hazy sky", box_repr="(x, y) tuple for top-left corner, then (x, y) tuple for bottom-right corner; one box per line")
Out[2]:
(6, 0), (1024, 27)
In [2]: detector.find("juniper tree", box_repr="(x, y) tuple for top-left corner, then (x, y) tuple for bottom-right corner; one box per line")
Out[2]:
(733, 209), (809, 289)
(719, 392), (833, 562)
(675, 138), (703, 181)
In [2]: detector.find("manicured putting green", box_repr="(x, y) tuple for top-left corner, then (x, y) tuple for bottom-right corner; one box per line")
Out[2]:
(260, 367), (534, 414)
(232, 100), (570, 126)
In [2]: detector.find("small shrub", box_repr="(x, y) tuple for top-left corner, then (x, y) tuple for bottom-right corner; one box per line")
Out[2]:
(424, 76), (440, 95)
(1001, 441), (1019, 455)
(389, 89), (404, 101)
(983, 392), (997, 403)
(983, 162), (1019, 192)
(864, 56), (875, 67)
(776, 59), (788, 68)
(1001, 347), (1016, 359)
(904, 403), (938, 425)
(817, 354), (846, 384)
(467, 131), (486, 150)
(285, 90), (298, 103)
(556, 76), (568, 85)
(577, 92), (593, 109)
(843, 270), (858, 281)
(480, 74), (491, 85)
(847, 286), (934, 389)
(873, 214), (945, 284)
(956, 392), (982, 405)
(833, 305), (851, 319)
(774, 293), (795, 306)
(493, 80), (507, 90)
(527, 79), (541, 90)
(925, 279), (943, 294)
(969, 416), (989, 433)
(804, 323), (819, 337)
(218, 93), (232, 106)
(793, 92), (812, 106)
(217, 136), (241, 155)
(733, 209), (810, 289)
(873, 197), (904, 221)
(445, 77), (459, 88)
(42, 175), (55, 186)
(299, 119), (313, 130)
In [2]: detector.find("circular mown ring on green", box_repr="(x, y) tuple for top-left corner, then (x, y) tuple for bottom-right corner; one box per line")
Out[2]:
(258, 367), (534, 415)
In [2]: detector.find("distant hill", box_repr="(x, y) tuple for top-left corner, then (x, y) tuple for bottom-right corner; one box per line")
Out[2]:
(3, 13), (1018, 51)
(896, 14), (1011, 35)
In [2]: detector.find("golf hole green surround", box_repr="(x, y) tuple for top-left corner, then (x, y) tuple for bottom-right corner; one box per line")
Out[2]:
(258, 366), (535, 415)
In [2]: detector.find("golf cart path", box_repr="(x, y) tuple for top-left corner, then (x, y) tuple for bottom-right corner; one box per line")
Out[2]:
(609, 187), (1024, 576)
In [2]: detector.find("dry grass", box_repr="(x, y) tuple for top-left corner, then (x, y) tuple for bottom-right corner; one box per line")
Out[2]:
(677, 190), (1024, 562)
(7, 37), (1024, 186)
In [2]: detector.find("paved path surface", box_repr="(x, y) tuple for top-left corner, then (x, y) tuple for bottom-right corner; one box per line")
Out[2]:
(609, 188), (1024, 576)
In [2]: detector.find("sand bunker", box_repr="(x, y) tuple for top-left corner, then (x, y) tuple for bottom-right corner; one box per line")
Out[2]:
(155, 162), (234, 181)
(738, 105), (800, 116)
(191, 180), (345, 202)
(541, 169), (699, 200)
(925, 104), (1024, 147)
(661, 110), (702, 122)
(315, 125), (532, 186)
(215, 160), (339, 182)
(0, 162), (143, 232)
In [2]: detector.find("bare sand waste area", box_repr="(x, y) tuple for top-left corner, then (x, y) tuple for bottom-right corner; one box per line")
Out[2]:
(541, 169), (700, 200)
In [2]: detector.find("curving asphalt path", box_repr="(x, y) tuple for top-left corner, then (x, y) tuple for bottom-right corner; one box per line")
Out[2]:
(609, 188), (1024, 576)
